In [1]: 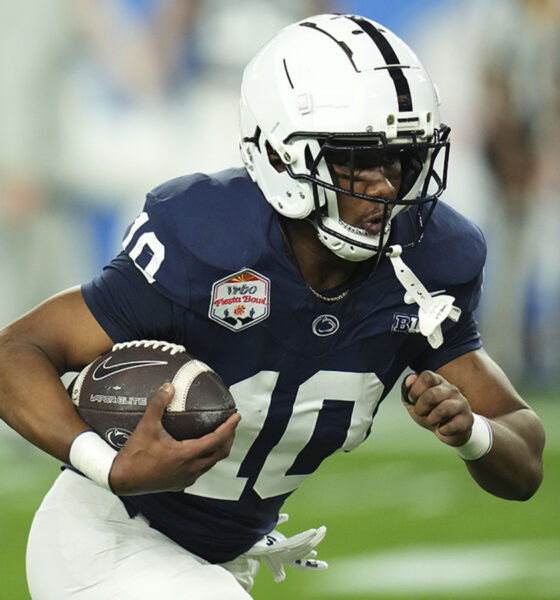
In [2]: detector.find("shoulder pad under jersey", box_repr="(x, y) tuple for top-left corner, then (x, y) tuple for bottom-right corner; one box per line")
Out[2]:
(398, 200), (486, 288)
(121, 168), (267, 307)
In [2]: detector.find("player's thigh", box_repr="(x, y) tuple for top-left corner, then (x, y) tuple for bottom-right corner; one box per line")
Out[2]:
(26, 470), (251, 600)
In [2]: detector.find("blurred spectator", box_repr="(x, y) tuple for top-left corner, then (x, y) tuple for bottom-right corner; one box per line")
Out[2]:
(475, 0), (560, 387)
(57, 0), (336, 271)
(336, 0), (452, 37)
(70, 0), (202, 106)
(0, 1), (84, 327)
(55, 0), (203, 273)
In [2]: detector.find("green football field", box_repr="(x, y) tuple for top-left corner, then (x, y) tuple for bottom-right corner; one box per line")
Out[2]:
(1, 390), (558, 600)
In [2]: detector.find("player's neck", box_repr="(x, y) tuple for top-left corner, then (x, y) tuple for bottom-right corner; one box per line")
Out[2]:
(280, 217), (358, 291)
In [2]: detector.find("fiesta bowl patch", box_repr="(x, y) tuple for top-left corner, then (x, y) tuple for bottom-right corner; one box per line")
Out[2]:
(209, 269), (270, 332)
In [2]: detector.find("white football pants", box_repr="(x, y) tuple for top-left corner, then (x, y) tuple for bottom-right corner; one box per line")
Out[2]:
(26, 469), (257, 599)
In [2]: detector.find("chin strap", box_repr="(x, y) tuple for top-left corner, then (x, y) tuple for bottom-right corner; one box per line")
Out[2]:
(386, 245), (462, 349)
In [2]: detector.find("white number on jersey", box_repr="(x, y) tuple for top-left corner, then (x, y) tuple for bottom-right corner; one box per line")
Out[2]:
(186, 370), (384, 500)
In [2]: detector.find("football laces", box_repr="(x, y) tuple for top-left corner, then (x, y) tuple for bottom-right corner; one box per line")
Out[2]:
(112, 340), (187, 355)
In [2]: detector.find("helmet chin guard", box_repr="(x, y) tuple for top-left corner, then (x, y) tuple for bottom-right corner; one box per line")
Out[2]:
(239, 13), (450, 261)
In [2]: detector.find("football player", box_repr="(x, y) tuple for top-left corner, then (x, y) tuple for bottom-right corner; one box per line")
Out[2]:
(0, 13), (545, 599)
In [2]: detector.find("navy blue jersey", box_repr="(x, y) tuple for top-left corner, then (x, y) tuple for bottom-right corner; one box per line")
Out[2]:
(82, 167), (485, 563)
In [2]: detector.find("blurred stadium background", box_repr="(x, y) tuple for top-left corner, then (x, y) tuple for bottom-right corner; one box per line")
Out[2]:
(1, 1), (559, 598)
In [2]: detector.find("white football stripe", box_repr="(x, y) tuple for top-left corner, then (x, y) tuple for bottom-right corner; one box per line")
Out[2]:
(169, 360), (212, 412)
(71, 361), (94, 406)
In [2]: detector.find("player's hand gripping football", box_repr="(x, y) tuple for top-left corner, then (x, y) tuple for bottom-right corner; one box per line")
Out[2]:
(401, 371), (474, 447)
(109, 383), (241, 495)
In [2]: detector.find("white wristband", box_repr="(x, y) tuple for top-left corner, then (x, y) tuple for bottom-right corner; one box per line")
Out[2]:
(456, 413), (493, 461)
(69, 431), (118, 491)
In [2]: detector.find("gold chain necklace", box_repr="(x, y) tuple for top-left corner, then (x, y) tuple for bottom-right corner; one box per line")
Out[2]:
(308, 286), (350, 302)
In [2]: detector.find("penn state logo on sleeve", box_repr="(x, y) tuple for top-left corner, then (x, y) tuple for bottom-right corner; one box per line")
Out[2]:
(209, 269), (270, 332)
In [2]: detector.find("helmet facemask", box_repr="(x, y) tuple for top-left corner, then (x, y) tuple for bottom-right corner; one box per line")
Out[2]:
(280, 127), (450, 261)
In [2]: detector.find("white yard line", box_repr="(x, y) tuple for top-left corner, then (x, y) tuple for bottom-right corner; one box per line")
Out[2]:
(318, 540), (560, 597)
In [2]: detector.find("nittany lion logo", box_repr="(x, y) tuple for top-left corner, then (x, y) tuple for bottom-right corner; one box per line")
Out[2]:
(105, 427), (132, 449)
(312, 315), (340, 337)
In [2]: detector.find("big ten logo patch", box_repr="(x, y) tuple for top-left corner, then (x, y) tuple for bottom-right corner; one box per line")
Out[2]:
(391, 313), (421, 334)
(209, 269), (271, 332)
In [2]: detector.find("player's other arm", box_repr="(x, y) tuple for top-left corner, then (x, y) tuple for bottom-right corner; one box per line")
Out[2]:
(402, 348), (545, 501)
(0, 287), (113, 462)
(0, 287), (239, 494)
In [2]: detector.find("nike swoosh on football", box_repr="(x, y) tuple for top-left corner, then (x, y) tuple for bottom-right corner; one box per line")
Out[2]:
(92, 358), (169, 381)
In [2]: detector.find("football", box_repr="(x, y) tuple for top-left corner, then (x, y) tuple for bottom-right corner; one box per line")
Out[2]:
(69, 340), (236, 449)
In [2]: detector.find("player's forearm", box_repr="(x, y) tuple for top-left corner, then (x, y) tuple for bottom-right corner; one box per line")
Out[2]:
(0, 334), (89, 463)
(464, 407), (545, 501)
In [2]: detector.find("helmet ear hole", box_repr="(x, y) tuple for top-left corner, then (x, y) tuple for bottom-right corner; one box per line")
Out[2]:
(398, 149), (428, 199)
(266, 142), (286, 173)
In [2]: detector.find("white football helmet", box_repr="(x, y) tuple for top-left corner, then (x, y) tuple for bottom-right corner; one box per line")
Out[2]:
(239, 13), (450, 261)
